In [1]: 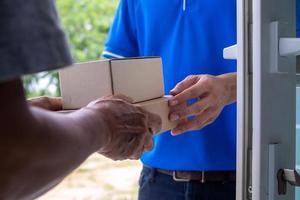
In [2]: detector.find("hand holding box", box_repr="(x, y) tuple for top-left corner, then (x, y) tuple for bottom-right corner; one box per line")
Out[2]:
(59, 57), (177, 134)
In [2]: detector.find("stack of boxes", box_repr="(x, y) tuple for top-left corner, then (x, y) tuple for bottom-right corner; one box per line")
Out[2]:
(59, 57), (177, 134)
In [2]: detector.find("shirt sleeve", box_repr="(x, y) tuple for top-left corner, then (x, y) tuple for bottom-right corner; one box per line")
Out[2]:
(102, 0), (139, 59)
(0, 0), (73, 83)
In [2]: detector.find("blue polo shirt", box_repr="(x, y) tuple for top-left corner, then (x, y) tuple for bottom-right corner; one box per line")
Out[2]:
(103, 0), (237, 171)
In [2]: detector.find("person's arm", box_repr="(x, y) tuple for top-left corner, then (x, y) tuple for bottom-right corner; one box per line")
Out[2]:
(168, 72), (236, 135)
(0, 79), (161, 200)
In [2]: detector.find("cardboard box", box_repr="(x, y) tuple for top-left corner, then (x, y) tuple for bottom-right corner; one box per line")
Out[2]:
(59, 60), (113, 109)
(136, 96), (177, 134)
(59, 57), (164, 109)
(110, 57), (164, 103)
(58, 96), (176, 135)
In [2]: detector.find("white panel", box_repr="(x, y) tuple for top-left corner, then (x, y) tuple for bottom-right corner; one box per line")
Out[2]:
(252, 0), (296, 199)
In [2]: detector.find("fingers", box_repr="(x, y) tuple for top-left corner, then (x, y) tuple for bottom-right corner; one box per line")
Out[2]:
(120, 111), (157, 160)
(169, 82), (206, 106)
(129, 133), (154, 160)
(143, 135), (154, 152)
(171, 118), (188, 136)
(108, 132), (154, 161)
(169, 99), (209, 121)
(146, 112), (162, 135)
(28, 96), (63, 111)
(92, 95), (159, 161)
(171, 108), (220, 135)
(170, 75), (198, 96)
(135, 105), (162, 135)
(50, 97), (63, 111)
(127, 110), (158, 159)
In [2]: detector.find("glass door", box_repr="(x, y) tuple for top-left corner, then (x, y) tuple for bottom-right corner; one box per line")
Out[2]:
(225, 0), (299, 199)
(252, 0), (297, 199)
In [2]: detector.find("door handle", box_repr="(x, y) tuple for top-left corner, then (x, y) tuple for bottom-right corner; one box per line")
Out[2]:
(223, 44), (237, 60)
(277, 169), (300, 195)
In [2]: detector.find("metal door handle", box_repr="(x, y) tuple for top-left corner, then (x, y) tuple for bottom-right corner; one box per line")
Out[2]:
(277, 169), (300, 195)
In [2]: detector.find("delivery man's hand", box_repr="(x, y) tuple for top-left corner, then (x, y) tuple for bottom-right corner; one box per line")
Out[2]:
(28, 96), (63, 111)
(168, 73), (236, 135)
(81, 95), (162, 160)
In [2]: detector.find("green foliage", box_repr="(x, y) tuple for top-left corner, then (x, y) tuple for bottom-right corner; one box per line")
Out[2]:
(23, 0), (118, 98)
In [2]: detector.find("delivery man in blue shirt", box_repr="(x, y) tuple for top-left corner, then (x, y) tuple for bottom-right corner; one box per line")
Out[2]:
(103, 0), (237, 199)
(103, 0), (300, 199)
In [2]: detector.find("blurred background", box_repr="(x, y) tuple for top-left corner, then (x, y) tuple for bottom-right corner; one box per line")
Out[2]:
(24, 0), (117, 98)
(24, 0), (141, 199)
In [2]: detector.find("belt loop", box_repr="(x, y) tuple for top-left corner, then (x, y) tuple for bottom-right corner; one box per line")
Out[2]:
(173, 171), (190, 182)
(143, 165), (157, 182)
(149, 167), (156, 182)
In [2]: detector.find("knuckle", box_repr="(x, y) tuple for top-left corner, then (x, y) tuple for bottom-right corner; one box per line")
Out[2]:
(181, 124), (190, 131)
(186, 74), (197, 80)
(209, 93), (218, 102)
(195, 118), (204, 125)
(194, 105), (204, 114)
(176, 81), (185, 88)
(41, 96), (50, 105)
(185, 75), (194, 80)
(202, 75), (214, 87)
(189, 89), (199, 98)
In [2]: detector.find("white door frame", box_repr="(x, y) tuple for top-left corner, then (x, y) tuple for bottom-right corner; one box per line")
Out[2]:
(225, 0), (297, 199)
(236, 0), (252, 199)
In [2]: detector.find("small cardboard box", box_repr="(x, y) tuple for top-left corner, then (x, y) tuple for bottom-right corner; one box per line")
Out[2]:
(136, 96), (177, 134)
(59, 57), (165, 109)
(110, 57), (164, 103)
(59, 60), (112, 110)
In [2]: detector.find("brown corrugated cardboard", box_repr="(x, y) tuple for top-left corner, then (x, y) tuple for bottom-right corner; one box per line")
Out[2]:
(57, 96), (176, 135)
(59, 60), (113, 109)
(136, 96), (177, 134)
(110, 57), (164, 103)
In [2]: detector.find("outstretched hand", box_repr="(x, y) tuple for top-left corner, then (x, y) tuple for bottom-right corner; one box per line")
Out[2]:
(168, 73), (236, 135)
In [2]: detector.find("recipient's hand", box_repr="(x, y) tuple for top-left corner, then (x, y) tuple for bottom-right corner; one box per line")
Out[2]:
(28, 96), (63, 111)
(84, 95), (162, 161)
(168, 73), (236, 135)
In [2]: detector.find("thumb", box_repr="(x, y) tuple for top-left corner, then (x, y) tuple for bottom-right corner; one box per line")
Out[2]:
(146, 111), (162, 135)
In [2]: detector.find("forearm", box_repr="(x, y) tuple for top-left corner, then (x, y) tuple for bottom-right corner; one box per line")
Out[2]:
(0, 80), (104, 199)
(218, 72), (237, 105)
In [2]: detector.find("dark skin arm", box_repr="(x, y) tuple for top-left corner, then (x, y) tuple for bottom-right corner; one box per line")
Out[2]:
(0, 79), (161, 200)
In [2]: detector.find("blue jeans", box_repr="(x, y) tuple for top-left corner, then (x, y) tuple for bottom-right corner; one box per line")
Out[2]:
(138, 166), (236, 200)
